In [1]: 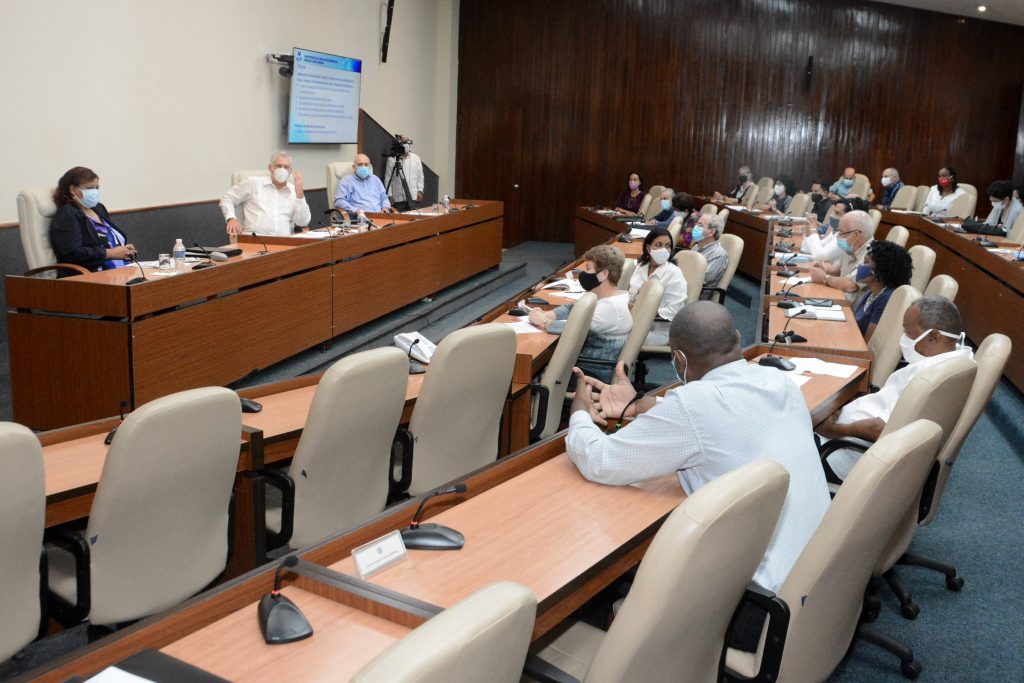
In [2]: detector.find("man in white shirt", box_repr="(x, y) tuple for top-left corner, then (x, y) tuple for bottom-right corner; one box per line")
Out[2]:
(384, 135), (425, 211)
(220, 152), (310, 237)
(807, 209), (874, 301)
(818, 296), (973, 481)
(568, 302), (830, 600)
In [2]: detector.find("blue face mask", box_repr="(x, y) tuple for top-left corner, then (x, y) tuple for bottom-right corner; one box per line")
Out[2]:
(691, 226), (704, 242)
(837, 237), (852, 253)
(829, 216), (840, 230)
(355, 166), (371, 180)
(660, 198), (671, 211)
(855, 264), (874, 282)
(78, 187), (101, 209)
(841, 178), (854, 189)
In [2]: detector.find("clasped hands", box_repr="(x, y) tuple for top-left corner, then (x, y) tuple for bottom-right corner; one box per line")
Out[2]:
(569, 361), (639, 428)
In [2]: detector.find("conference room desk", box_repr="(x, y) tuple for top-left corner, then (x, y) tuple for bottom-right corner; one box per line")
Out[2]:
(717, 205), (774, 278)
(573, 206), (633, 256)
(6, 200), (503, 431)
(878, 210), (1024, 391)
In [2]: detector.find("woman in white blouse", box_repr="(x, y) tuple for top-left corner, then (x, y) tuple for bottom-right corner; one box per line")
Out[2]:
(921, 166), (966, 217)
(628, 227), (687, 346)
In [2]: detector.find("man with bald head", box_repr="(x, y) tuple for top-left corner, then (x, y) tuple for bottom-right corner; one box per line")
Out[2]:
(878, 167), (904, 209)
(334, 153), (394, 215)
(829, 166), (857, 199)
(807, 209), (874, 300)
(567, 302), (829, 604)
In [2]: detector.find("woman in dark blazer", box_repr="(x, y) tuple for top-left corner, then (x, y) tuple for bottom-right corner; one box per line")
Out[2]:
(51, 166), (136, 271)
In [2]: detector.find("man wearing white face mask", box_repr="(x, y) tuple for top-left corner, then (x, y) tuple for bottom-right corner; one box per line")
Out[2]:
(220, 152), (310, 237)
(983, 180), (1022, 234)
(628, 226), (687, 345)
(818, 296), (973, 482)
(566, 302), (830, 635)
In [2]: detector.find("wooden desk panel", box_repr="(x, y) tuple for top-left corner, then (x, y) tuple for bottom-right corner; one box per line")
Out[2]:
(574, 208), (626, 256)
(721, 209), (770, 278)
(766, 307), (869, 358)
(8, 314), (132, 431)
(131, 268), (334, 406)
(5, 276), (129, 318)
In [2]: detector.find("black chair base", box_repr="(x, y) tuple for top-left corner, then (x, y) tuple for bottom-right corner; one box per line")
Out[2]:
(856, 624), (922, 680)
(882, 568), (921, 620)
(899, 552), (965, 591)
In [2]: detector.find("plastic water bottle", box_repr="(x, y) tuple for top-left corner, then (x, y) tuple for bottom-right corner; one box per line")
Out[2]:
(442, 195), (450, 213)
(357, 210), (367, 228)
(172, 239), (186, 269)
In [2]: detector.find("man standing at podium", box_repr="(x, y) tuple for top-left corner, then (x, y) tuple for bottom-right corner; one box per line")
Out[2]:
(335, 153), (394, 215)
(221, 152), (310, 237)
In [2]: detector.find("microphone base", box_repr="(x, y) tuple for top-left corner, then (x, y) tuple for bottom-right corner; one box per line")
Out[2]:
(789, 333), (808, 343)
(191, 263), (215, 270)
(258, 594), (314, 644)
(401, 523), (465, 551)
(240, 397), (263, 413)
(409, 361), (426, 375)
(759, 355), (796, 372)
(778, 269), (799, 278)
(777, 300), (799, 309)
(125, 277), (146, 286)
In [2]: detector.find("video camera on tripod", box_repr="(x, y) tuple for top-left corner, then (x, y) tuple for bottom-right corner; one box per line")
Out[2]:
(383, 133), (418, 211)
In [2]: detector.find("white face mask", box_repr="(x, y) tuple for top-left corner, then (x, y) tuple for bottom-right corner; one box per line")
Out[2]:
(672, 351), (689, 385)
(899, 328), (964, 364)
(991, 199), (1003, 210)
(880, 176), (892, 187)
(650, 247), (670, 265)
(774, 184), (785, 195)
(272, 167), (290, 183)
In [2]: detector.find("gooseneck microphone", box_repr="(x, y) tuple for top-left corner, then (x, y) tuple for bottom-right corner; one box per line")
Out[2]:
(776, 279), (806, 309)
(104, 400), (129, 445)
(401, 484), (468, 550)
(758, 309), (812, 371)
(191, 242), (228, 270)
(248, 230), (271, 255)
(407, 338), (426, 375)
(125, 255), (148, 285)
(258, 556), (313, 644)
(776, 253), (800, 279)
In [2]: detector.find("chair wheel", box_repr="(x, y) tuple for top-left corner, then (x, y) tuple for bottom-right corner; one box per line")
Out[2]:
(900, 603), (920, 620)
(901, 660), (923, 679)
(946, 575), (964, 592)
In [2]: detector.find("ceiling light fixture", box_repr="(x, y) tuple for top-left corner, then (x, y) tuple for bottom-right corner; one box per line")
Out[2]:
(977, 5), (987, 12)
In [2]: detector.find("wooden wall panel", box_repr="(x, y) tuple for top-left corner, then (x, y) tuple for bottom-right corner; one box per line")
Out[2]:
(457, 0), (1024, 243)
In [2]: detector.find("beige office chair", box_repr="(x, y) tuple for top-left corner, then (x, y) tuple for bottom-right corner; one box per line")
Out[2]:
(667, 216), (683, 245)
(741, 184), (758, 208)
(923, 274), (958, 301)
(1007, 210), (1024, 242)
(868, 284), (921, 387)
(353, 581), (536, 683)
(882, 336), (1010, 615)
(889, 185), (917, 211)
(947, 193), (974, 219)
(703, 234), (744, 304)
(717, 208), (730, 224)
(674, 250), (708, 304)
(724, 420), (943, 682)
(868, 209), (882, 233)
(756, 176), (774, 190)
(263, 348), (408, 552)
(617, 258), (636, 290)
(327, 162), (354, 197)
(786, 193), (811, 217)
(230, 169), (271, 186)
(397, 324), (517, 496)
(852, 173), (870, 198)
(581, 279), (663, 386)
(908, 244), (935, 293)
(45, 387), (241, 627)
(700, 203), (719, 216)
(958, 182), (977, 198)
(755, 185), (774, 205)
(913, 186), (930, 212)
(639, 185), (663, 219)
(16, 187), (89, 278)
(884, 225), (909, 247)
(532, 460), (790, 683)
(0, 423), (46, 662)
(531, 293), (598, 441)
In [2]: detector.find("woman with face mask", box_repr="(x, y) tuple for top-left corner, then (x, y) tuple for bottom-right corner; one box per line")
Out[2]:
(982, 179), (1022, 233)
(851, 240), (913, 341)
(51, 166), (137, 272)
(628, 227), (688, 345)
(921, 166), (966, 217)
(528, 245), (632, 382)
(613, 171), (645, 215)
(755, 176), (794, 214)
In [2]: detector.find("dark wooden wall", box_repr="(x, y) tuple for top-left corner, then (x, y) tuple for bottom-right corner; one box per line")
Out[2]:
(456, 0), (1024, 244)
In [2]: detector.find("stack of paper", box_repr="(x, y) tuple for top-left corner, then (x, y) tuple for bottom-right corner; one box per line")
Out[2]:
(774, 252), (811, 262)
(786, 306), (847, 322)
(787, 357), (859, 378)
(629, 227), (651, 239)
(504, 321), (543, 334)
(543, 277), (585, 294)
(780, 276), (812, 288)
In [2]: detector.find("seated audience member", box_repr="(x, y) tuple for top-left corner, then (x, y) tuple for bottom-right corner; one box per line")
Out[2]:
(334, 153), (394, 215)
(802, 197), (867, 261)
(852, 241), (913, 341)
(220, 152), (310, 237)
(713, 165), (755, 203)
(829, 167), (857, 199)
(566, 301), (830, 651)
(878, 167), (904, 209)
(808, 210), (874, 301)
(628, 227), (687, 345)
(645, 187), (675, 224)
(613, 171), (645, 214)
(690, 214), (729, 295)
(527, 245), (631, 381)
(921, 166), (965, 217)
(671, 193), (700, 244)
(810, 180), (834, 222)
(983, 180), (1022, 233)
(819, 296), (972, 481)
(756, 176), (795, 214)
(51, 166), (137, 271)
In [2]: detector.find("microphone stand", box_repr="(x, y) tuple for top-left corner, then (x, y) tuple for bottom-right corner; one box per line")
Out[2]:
(248, 230), (271, 255)
(190, 242), (217, 270)
(125, 255), (148, 285)
(401, 484), (468, 550)
(758, 309), (812, 371)
(258, 556), (313, 644)
(407, 338), (426, 375)
(776, 280), (806, 309)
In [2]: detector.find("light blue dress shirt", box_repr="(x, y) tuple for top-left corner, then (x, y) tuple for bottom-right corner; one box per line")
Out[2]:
(334, 173), (392, 212)
(567, 359), (831, 593)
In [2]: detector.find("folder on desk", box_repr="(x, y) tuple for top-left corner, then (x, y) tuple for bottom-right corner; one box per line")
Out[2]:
(786, 306), (846, 322)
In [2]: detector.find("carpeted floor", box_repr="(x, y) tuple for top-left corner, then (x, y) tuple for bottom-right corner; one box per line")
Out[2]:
(2, 242), (1021, 681)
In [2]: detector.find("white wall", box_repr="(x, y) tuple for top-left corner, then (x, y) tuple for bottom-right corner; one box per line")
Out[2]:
(0, 0), (459, 223)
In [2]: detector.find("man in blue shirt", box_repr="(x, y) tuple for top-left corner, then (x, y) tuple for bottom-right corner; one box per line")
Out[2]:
(334, 153), (394, 215)
(879, 167), (905, 210)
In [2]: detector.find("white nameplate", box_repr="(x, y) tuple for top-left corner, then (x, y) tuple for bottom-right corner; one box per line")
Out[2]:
(352, 530), (407, 579)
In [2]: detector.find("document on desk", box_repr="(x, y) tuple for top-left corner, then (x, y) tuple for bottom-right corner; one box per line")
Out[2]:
(890, 209), (924, 215)
(85, 667), (154, 682)
(781, 276), (812, 287)
(784, 373), (813, 389)
(505, 321), (544, 334)
(774, 252), (811, 262)
(543, 277), (585, 293)
(787, 357), (859, 378)
(725, 204), (745, 211)
(786, 306), (847, 322)
(629, 227), (651, 239)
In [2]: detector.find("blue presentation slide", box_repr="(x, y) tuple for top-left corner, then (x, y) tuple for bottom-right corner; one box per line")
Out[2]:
(288, 48), (362, 144)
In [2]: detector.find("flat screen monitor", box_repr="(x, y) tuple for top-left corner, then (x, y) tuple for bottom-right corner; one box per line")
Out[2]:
(287, 47), (361, 144)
